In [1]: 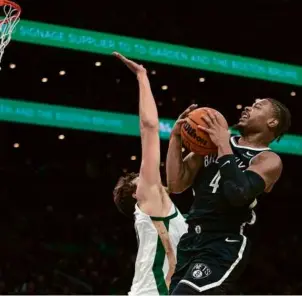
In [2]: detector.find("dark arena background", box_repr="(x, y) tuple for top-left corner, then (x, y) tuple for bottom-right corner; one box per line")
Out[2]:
(0, 0), (301, 294)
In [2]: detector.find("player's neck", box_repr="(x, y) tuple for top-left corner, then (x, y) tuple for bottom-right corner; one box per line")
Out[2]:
(238, 133), (270, 148)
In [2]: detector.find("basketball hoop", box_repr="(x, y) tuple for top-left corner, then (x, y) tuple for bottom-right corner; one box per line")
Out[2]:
(0, 0), (21, 68)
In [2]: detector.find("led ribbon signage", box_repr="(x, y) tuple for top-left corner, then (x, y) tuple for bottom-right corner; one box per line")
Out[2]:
(9, 20), (302, 85)
(0, 98), (301, 155)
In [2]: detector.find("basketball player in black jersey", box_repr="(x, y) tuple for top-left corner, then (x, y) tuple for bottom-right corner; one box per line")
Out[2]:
(166, 99), (291, 294)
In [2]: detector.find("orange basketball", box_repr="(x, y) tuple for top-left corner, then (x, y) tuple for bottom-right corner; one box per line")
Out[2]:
(180, 107), (228, 156)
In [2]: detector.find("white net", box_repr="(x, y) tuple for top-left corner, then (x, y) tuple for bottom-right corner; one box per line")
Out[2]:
(0, 1), (21, 68)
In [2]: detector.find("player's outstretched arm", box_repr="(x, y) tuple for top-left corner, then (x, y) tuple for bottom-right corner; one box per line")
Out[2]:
(166, 105), (203, 193)
(136, 72), (161, 187)
(113, 52), (161, 196)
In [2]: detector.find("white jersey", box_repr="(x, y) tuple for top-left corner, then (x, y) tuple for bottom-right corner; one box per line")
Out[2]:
(129, 203), (188, 296)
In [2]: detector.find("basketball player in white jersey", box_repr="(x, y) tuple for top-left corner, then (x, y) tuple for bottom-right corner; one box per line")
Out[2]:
(112, 52), (188, 295)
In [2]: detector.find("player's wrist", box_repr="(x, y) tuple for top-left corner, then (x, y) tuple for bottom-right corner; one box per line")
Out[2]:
(170, 130), (182, 139)
(137, 71), (148, 80)
(217, 141), (233, 157)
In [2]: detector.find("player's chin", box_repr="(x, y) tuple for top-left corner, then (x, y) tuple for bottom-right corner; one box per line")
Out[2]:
(236, 118), (249, 127)
(234, 121), (244, 129)
(233, 122), (246, 134)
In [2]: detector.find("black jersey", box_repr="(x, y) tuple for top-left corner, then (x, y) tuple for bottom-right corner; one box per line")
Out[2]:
(186, 135), (271, 231)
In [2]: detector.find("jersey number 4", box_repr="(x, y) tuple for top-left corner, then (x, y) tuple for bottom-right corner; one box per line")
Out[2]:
(209, 170), (221, 193)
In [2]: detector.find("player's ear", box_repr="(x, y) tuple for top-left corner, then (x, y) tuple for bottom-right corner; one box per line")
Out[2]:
(267, 118), (279, 129)
(132, 192), (137, 199)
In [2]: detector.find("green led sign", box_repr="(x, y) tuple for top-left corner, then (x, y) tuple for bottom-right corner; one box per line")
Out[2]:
(9, 20), (302, 85)
(0, 98), (301, 156)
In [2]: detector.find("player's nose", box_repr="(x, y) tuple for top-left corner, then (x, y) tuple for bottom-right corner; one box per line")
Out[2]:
(244, 106), (251, 112)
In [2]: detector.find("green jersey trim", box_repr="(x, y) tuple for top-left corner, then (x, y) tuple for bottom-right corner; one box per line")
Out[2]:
(152, 219), (170, 295)
(150, 206), (178, 221)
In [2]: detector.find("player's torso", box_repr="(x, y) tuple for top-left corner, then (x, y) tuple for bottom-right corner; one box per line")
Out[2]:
(187, 136), (271, 230)
(129, 203), (188, 296)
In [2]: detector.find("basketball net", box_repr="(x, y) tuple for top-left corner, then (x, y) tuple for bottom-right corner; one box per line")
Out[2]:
(0, 0), (21, 69)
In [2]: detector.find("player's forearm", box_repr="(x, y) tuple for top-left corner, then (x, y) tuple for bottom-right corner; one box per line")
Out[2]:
(137, 73), (159, 129)
(217, 141), (265, 206)
(166, 134), (185, 191)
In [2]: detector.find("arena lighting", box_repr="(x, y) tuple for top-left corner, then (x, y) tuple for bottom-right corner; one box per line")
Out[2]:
(151, 70), (156, 75)
(59, 70), (66, 76)
(236, 104), (242, 109)
(161, 85), (168, 90)
(13, 20), (302, 85)
(58, 134), (65, 140)
(199, 77), (205, 82)
(41, 77), (48, 83)
(13, 143), (19, 148)
(131, 155), (137, 160)
(95, 61), (101, 66)
(0, 98), (301, 156)
(291, 91), (296, 96)
(9, 63), (16, 69)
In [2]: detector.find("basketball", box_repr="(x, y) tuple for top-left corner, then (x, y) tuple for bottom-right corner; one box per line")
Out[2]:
(181, 107), (228, 155)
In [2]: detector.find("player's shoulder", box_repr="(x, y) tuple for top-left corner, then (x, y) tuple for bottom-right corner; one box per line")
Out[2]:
(252, 150), (282, 167)
(255, 150), (281, 161)
(136, 187), (174, 217)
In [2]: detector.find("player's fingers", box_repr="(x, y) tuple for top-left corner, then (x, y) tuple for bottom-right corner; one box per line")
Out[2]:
(113, 52), (137, 68)
(187, 104), (198, 113)
(113, 51), (128, 61)
(213, 112), (221, 125)
(197, 125), (210, 133)
(215, 112), (228, 128)
(202, 115), (212, 127)
(177, 118), (187, 125)
(204, 110), (217, 125)
(180, 104), (198, 118)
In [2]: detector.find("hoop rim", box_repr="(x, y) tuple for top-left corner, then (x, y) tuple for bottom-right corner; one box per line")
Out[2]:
(0, 0), (21, 12)
(0, 0), (21, 25)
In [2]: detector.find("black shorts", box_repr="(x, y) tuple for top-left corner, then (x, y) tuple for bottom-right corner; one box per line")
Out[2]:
(169, 226), (251, 295)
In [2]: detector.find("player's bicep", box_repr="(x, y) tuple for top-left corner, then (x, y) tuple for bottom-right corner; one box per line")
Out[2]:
(247, 152), (282, 192)
(139, 127), (161, 186)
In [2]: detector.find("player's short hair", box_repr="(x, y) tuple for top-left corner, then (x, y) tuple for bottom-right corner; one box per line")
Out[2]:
(267, 98), (291, 142)
(113, 172), (139, 218)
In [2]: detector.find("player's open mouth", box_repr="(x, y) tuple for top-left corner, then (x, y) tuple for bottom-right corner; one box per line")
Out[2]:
(240, 111), (249, 120)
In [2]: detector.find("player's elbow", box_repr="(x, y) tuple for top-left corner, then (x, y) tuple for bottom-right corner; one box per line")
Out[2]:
(167, 168), (194, 194)
(140, 119), (159, 130)
(167, 180), (188, 194)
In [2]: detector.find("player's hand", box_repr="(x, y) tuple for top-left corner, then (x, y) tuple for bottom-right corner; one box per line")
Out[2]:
(198, 109), (230, 147)
(171, 104), (198, 136)
(113, 52), (147, 77)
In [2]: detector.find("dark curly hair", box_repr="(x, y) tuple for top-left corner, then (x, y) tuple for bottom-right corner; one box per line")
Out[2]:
(267, 98), (291, 142)
(113, 172), (139, 218)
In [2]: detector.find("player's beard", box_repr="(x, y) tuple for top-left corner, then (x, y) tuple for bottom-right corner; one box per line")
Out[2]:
(232, 122), (245, 136)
